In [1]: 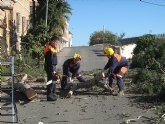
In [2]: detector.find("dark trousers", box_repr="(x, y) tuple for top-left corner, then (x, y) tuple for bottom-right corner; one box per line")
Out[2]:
(109, 74), (124, 91)
(108, 66), (128, 91)
(61, 76), (67, 90)
(46, 71), (57, 101)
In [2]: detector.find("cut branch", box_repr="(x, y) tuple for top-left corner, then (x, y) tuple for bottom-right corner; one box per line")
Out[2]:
(67, 71), (113, 97)
(11, 74), (38, 101)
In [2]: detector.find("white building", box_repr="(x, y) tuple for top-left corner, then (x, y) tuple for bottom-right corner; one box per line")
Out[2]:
(120, 37), (139, 59)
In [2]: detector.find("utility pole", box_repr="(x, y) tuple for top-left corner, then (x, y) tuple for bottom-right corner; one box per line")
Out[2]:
(103, 25), (105, 43)
(45, 0), (49, 36)
(103, 25), (105, 33)
(32, 0), (36, 28)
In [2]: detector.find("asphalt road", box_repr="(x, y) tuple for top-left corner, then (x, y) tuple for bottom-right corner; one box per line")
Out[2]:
(57, 44), (108, 71)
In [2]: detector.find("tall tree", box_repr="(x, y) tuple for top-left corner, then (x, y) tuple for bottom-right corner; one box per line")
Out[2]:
(21, 0), (72, 61)
(35, 0), (72, 36)
(89, 30), (120, 46)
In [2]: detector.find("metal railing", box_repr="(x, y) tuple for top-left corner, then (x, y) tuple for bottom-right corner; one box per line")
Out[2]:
(0, 56), (18, 123)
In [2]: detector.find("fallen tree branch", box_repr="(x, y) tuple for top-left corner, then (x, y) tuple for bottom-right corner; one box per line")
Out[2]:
(9, 74), (38, 101)
(125, 115), (143, 124)
(66, 71), (113, 97)
(124, 106), (158, 124)
(156, 114), (165, 124)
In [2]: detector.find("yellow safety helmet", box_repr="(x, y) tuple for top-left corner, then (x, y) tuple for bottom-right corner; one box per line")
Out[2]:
(74, 53), (81, 60)
(103, 47), (114, 57)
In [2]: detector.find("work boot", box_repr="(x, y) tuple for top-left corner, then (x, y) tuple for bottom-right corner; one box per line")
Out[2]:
(102, 83), (114, 93)
(66, 90), (73, 98)
(118, 90), (124, 96)
(61, 77), (67, 90)
(47, 82), (58, 101)
(47, 93), (58, 101)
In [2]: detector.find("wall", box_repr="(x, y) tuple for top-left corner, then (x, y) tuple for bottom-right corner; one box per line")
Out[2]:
(120, 44), (136, 59)
(0, 0), (30, 54)
(12, 0), (30, 51)
(61, 19), (72, 48)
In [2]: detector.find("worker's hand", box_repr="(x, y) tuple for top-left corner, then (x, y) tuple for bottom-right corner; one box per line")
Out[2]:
(52, 71), (59, 81)
(68, 77), (73, 83)
(67, 72), (72, 77)
(53, 71), (58, 77)
(111, 74), (115, 79)
(52, 71), (56, 76)
(105, 69), (113, 77)
(104, 72), (109, 78)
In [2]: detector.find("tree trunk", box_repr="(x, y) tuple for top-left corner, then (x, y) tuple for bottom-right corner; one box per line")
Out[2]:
(14, 74), (38, 101)
(67, 71), (113, 97)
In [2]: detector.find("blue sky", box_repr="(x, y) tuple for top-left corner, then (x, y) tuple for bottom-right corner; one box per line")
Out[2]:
(66, 0), (165, 46)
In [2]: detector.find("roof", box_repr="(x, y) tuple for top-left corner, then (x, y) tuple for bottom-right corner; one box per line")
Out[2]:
(121, 37), (140, 45)
(0, 0), (15, 10)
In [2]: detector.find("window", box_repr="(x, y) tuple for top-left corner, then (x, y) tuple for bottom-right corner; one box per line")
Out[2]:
(16, 12), (21, 33)
(22, 16), (26, 34)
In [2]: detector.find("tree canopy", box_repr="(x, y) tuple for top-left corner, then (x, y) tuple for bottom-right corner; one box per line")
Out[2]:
(21, 0), (72, 61)
(35, 0), (72, 36)
(89, 30), (124, 46)
(131, 35), (165, 69)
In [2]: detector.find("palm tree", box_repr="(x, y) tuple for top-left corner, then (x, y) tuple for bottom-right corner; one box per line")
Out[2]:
(21, 0), (72, 60)
(35, 0), (72, 36)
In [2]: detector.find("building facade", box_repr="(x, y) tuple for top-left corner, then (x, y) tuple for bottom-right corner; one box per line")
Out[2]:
(13, 0), (30, 51)
(0, 0), (72, 55)
(57, 19), (72, 52)
(120, 37), (139, 59)
(0, 0), (30, 54)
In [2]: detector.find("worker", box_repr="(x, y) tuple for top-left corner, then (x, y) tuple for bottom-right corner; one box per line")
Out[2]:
(103, 47), (128, 96)
(44, 35), (59, 101)
(61, 53), (86, 90)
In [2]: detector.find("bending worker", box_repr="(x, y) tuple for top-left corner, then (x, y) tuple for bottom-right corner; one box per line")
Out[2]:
(44, 35), (59, 101)
(103, 47), (128, 96)
(61, 53), (86, 90)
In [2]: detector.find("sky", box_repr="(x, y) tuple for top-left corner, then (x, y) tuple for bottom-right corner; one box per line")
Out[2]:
(66, 0), (165, 46)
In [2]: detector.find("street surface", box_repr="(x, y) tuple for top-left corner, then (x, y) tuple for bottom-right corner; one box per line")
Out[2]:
(57, 44), (108, 71)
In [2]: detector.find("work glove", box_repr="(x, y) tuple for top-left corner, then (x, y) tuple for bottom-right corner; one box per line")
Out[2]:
(105, 69), (113, 77)
(67, 77), (73, 83)
(52, 71), (56, 76)
(52, 71), (59, 81)
(67, 72), (72, 77)
(110, 73), (115, 79)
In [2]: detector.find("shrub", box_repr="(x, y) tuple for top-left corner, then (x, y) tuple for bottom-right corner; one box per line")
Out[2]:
(131, 35), (165, 96)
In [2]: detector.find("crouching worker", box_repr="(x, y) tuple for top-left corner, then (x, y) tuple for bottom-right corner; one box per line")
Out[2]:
(103, 48), (128, 96)
(61, 53), (86, 90)
(44, 35), (59, 101)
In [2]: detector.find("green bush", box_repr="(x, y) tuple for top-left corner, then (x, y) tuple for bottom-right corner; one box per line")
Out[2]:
(133, 69), (165, 95)
(131, 35), (165, 96)
(14, 54), (46, 77)
(131, 35), (165, 69)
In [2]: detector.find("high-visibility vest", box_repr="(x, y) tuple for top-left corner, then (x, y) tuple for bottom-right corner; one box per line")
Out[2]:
(44, 44), (57, 55)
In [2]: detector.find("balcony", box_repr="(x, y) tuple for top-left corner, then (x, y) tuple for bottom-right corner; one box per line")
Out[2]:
(0, 0), (15, 10)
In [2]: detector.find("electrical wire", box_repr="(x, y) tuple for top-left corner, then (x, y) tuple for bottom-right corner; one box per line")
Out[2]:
(140, 0), (165, 7)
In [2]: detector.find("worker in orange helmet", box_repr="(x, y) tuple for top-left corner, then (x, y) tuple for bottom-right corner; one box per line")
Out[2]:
(103, 47), (128, 96)
(61, 53), (86, 90)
